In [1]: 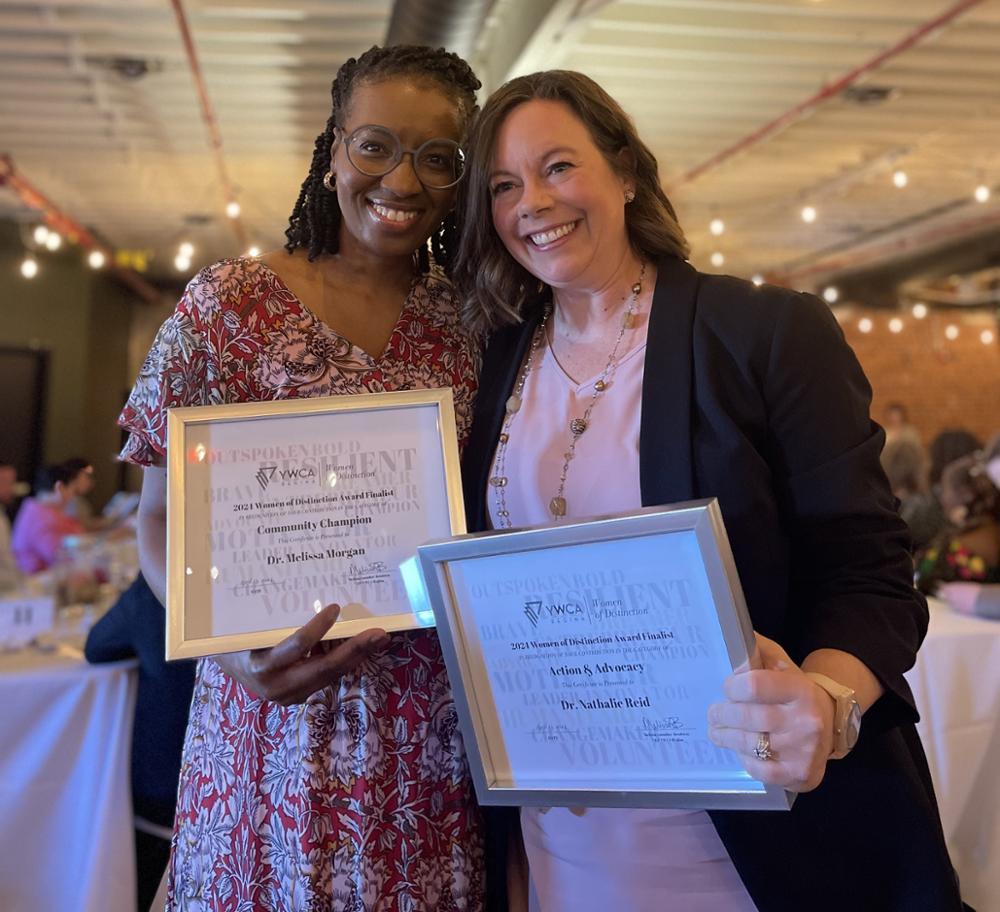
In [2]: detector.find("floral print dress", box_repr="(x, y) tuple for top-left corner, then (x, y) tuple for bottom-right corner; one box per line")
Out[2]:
(119, 257), (484, 912)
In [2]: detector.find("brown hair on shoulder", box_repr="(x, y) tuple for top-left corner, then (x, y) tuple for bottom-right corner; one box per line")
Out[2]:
(454, 70), (689, 334)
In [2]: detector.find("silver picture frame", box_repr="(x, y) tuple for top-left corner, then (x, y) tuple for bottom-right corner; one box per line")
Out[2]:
(404, 499), (794, 811)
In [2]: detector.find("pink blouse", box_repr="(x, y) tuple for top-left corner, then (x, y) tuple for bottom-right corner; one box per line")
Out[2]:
(488, 313), (757, 912)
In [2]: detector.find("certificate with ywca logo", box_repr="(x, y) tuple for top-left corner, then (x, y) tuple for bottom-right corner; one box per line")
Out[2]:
(166, 389), (464, 659)
(404, 501), (793, 810)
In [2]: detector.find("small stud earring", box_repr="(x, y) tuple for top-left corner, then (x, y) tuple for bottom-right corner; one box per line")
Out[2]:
(624, 188), (635, 204)
(322, 171), (336, 192)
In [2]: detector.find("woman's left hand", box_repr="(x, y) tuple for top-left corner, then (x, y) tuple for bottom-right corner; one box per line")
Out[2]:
(707, 633), (836, 792)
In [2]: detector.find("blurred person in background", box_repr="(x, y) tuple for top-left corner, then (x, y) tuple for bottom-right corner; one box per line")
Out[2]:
(881, 437), (944, 551)
(60, 457), (98, 527)
(928, 429), (982, 490)
(0, 461), (21, 589)
(85, 573), (197, 912)
(10, 462), (86, 574)
(882, 401), (921, 447)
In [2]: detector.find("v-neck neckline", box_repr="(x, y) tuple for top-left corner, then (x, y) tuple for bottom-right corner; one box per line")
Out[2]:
(256, 259), (419, 366)
(541, 331), (648, 395)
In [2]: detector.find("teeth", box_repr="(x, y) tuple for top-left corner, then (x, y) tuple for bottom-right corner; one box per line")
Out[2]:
(530, 222), (576, 246)
(371, 202), (418, 223)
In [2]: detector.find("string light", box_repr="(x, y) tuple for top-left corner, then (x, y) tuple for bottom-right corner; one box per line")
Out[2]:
(178, 242), (194, 258)
(709, 218), (725, 236)
(87, 250), (106, 269)
(822, 286), (839, 303)
(912, 302), (928, 319)
(32, 225), (49, 245)
(20, 257), (38, 279)
(751, 274), (764, 286)
(226, 201), (241, 219)
(801, 206), (817, 223)
(944, 324), (959, 341)
(174, 253), (192, 272)
(981, 329), (995, 345)
(858, 317), (873, 334)
(888, 317), (904, 333)
(892, 170), (908, 188)
(710, 251), (725, 268)
(974, 185), (990, 203)
(246, 246), (261, 257)
(44, 231), (62, 251)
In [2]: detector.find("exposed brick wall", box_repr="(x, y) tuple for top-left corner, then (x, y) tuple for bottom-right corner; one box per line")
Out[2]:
(834, 306), (1000, 447)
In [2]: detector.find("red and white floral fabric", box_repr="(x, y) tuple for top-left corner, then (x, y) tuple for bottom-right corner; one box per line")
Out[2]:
(120, 257), (484, 912)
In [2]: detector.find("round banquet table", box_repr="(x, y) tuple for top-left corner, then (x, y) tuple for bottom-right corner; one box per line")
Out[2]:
(0, 643), (137, 912)
(905, 598), (1000, 912)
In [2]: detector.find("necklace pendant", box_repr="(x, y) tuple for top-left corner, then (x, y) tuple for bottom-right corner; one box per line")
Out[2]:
(549, 495), (567, 518)
(594, 379), (607, 392)
(570, 418), (587, 436)
(505, 394), (522, 415)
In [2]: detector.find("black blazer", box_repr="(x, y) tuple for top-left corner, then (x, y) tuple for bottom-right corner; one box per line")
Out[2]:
(463, 256), (967, 911)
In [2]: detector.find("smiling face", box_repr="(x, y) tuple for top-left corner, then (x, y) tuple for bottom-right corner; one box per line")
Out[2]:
(488, 99), (634, 292)
(331, 77), (464, 262)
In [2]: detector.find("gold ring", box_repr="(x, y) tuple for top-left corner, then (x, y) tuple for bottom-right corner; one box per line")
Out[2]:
(753, 731), (775, 761)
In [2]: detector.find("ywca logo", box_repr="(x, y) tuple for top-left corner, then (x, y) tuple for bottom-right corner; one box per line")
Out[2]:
(523, 598), (585, 628)
(255, 465), (277, 490)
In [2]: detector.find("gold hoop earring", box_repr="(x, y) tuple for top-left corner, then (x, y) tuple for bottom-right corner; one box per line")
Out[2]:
(322, 171), (336, 192)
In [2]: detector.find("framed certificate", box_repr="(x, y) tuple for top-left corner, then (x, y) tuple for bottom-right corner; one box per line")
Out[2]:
(166, 389), (464, 659)
(403, 500), (794, 811)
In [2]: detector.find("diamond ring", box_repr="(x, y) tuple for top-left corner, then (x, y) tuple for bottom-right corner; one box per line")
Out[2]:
(753, 731), (775, 761)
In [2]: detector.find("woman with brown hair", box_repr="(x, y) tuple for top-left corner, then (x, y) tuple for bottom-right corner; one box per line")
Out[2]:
(454, 70), (966, 911)
(121, 45), (485, 911)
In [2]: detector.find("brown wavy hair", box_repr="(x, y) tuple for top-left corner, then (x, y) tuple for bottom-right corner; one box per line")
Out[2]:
(454, 70), (689, 333)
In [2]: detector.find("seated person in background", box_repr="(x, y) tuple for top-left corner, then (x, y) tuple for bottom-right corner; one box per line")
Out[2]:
(882, 401), (921, 447)
(917, 453), (1000, 597)
(928, 428), (983, 490)
(881, 436), (944, 551)
(85, 573), (196, 912)
(10, 462), (86, 573)
(0, 461), (21, 590)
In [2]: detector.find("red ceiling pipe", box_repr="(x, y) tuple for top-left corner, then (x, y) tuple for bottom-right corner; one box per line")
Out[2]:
(169, 0), (248, 248)
(769, 208), (1000, 285)
(1, 154), (162, 305)
(671, 0), (985, 189)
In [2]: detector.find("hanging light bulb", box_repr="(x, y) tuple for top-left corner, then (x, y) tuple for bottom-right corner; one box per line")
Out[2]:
(858, 317), (873, 334)
(710, 251), (725, 268)
(20, 257), (39, 279)
(912, 302), (928, 319)
(822, 286), (839, 303)
(32, 225), (49, 245)
(751, 274), (764, 286)
(709, 218), (725, 236)
(44, 231), (62, 251)
(801, 206), (817, 223)
(944, 324), (959, 341)
(974, 184), (990, 203)
(246, 246), (261, 257)
(981, 329), (995, 345)
(174, 254), (192, 272)
(892, 170), (908, 188)
(87, 250), (106, 269)
(178, 242), (194, 258)
(226, 201), (241, 219)
(888, 318), (904, 334)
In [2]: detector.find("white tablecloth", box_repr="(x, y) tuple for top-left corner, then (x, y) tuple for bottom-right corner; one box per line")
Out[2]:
(0, 647), (138, 912)
(906, 599), (1000, 912)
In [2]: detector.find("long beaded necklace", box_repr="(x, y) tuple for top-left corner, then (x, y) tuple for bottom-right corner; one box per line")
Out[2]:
(491, 262), (647, 527)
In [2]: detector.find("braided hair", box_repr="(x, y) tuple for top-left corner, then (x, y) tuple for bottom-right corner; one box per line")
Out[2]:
(284, 45), (481, 275)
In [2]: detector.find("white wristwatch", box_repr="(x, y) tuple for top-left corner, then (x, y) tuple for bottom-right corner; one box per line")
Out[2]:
(805, 672), (862, 760)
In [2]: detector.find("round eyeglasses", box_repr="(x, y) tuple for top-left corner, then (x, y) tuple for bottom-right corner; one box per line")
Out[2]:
(344, 125), (466, 190)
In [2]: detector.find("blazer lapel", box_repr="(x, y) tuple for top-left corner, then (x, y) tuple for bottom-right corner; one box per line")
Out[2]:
(462, 311), (543, 532)
(639, 256), (699, 506)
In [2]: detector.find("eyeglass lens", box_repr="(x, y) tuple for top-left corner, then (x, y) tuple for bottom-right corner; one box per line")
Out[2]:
(347, 126), (464, 189)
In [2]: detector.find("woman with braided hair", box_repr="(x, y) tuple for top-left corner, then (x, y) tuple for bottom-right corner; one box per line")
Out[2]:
(120, 45), (485, 910)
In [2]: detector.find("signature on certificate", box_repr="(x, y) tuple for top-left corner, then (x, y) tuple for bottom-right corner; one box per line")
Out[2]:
(347, 560), (391, 583)
(640, 716), (692, 742)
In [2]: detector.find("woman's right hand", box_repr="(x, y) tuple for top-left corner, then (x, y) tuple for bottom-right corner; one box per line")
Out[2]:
(212, 603), (390, 706)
